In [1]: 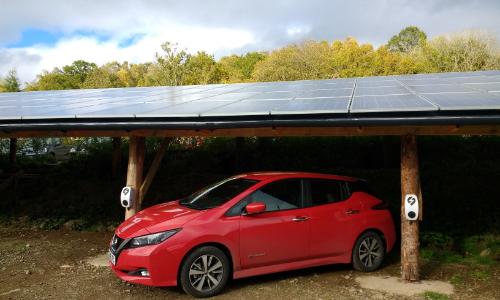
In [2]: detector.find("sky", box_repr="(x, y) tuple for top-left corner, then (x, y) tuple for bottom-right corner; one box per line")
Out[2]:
(1, 0), (500, 84)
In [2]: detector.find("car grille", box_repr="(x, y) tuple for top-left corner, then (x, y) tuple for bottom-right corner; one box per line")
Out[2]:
(110, 234), (125, 254)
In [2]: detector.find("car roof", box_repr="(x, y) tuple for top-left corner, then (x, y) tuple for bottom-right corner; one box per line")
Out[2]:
(238, 171), (359, 182)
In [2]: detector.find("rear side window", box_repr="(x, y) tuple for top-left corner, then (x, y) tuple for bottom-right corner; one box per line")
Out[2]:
(349, 180), (372, 195)
(309, 179), (344, 206)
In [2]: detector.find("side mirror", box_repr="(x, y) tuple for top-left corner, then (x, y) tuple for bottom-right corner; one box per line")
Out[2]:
(245, 202), (266, 215)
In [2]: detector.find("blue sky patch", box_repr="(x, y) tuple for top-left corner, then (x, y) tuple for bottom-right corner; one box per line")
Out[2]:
(7, 28), (113, 48)
(118, 33), (146, 48)
(7, 28), (63, 47)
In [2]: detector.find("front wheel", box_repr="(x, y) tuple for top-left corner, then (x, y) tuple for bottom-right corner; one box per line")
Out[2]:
(352, 231), (385, 272)
(179, 246), (230, 298)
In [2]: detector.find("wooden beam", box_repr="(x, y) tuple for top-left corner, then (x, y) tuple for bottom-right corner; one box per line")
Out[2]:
(401, 135), (421, 281)
(111, 137), (122, 179)
(139, 137), (173, 206)
(2, 124), (500, 138)
(8, 138), (17, 173)
(124, 136), (145, 220)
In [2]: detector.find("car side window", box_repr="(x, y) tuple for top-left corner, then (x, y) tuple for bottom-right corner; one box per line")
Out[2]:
(225, 179), (302, 216)
(253, 179), (302, 212)
(308, 179), (344, 206)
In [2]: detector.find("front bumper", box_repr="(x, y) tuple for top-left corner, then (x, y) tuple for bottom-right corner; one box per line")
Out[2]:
(109, 238), (181, 287)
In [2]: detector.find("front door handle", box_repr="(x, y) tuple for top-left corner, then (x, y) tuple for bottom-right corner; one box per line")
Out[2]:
(292, 216), (310, 222)
(345, 209), (360, 215)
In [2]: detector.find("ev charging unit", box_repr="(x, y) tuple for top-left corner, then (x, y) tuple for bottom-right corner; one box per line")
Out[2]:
(121, 186), (134, 208)
(404, 194), (419, 221)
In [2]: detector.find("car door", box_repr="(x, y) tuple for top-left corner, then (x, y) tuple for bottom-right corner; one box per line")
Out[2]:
(307, 178), (363, 258)
(238, 179), (311, 269)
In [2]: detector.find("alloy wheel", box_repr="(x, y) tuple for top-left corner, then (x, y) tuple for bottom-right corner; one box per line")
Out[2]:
(189, 254), (224, 292)
(358, 236), (383, 268)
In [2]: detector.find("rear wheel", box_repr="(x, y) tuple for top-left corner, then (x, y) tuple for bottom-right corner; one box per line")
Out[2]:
(180, 246), (230, 298)
(352, 231), (385, 272)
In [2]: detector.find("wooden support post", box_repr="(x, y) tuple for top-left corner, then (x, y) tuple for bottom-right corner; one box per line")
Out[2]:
(139, 137), (172, 205)
(111, 137), (122, 179)
(124, 136), (145, 220)
(401, 135), (421, 281)
(8, 138), (17, 173)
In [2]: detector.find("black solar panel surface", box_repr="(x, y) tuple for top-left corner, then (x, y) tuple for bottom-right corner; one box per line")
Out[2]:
(0, 70), (500, 121)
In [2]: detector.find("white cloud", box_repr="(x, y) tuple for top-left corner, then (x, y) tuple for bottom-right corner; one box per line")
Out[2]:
(0, 26), (255, 84)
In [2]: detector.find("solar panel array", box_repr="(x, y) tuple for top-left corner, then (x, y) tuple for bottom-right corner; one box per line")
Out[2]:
(0, 70), (500, 121)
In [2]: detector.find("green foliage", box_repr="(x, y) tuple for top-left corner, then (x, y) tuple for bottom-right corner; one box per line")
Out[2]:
(331, 38), (376, 77)
(421, 232), (499, 265)
(423, 31), (500, 72)
(0, 69), (21, 92)
(421, 231), (454, 249)
(62, 60), (97, 84)
(81, 62), (126, 88)
(184, 51), (224, 85)
(252, 40), (334, 81)
(219, 52), (267, 82)
(146, 41), (189, 86)
(421, 291), (450, 300)
(388, 26), (427, 52)
(26, 60), (97, 90)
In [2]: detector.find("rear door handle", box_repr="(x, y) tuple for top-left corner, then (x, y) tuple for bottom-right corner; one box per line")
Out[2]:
(292, 216), (310, 222)
(345, 209), (360, 215)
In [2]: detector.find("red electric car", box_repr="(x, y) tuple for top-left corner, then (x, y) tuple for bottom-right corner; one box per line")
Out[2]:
(109, 172), (395, 297)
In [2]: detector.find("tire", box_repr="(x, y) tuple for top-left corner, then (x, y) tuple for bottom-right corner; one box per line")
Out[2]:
(179, 246), (230, 298)
(352, 231), (385, 272)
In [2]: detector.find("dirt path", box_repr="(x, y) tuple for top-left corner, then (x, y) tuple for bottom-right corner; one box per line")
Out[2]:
(0, 227), (497, 299)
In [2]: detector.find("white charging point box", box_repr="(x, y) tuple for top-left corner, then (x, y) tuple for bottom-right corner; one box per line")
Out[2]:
(404, 194), (419, 221)
(121, 186), (134, 208)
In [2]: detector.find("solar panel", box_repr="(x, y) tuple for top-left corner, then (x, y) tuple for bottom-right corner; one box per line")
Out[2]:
(423, 92), (500, 110)
(350, 94), (437, 113)
(0, 70), (499, 123)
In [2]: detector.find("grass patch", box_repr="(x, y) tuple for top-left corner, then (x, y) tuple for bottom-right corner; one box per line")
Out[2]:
(471, 269), (491, 280)
(422, 291), (451, 300)
(420, 232), (499, 266)
(420, 248), (463, 264)
(449, 274), (463, 285)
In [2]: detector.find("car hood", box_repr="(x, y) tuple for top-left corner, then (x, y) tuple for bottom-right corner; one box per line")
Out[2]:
(116, 200), (202, 239)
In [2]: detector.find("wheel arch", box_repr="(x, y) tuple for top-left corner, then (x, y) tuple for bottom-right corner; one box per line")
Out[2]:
(352, 228), (388, 257)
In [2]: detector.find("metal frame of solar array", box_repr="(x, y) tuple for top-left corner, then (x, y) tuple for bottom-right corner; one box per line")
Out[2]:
(0, 70), (500, 130)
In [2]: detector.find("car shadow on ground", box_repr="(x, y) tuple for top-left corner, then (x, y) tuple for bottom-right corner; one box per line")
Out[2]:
(157, 249), (402, 295)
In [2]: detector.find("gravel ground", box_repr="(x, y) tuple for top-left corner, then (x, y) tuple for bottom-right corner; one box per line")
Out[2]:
(0, 227), (497, 300)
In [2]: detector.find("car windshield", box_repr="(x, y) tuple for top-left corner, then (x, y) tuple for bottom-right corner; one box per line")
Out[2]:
(179, 177), (259, 210)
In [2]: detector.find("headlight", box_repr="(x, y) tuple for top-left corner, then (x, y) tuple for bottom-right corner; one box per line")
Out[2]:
(128, 229), (180, 248)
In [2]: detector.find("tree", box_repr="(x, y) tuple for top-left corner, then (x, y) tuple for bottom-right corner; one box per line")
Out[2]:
(147, 42), (189, 86)
(62, 60), (98, 85)
(424, 31), (500, 72)
(27, 60), (97, 91)
(81, 62), (126, 88)
(219, 52), (267, 82)
(27, 68), (78, 90)
(252, 41), (334, 81)
(184, 51), (224, 85)
(331, 38), (376, 77)
(388, 26), (427, 53)
(0, 69), (21, 92)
